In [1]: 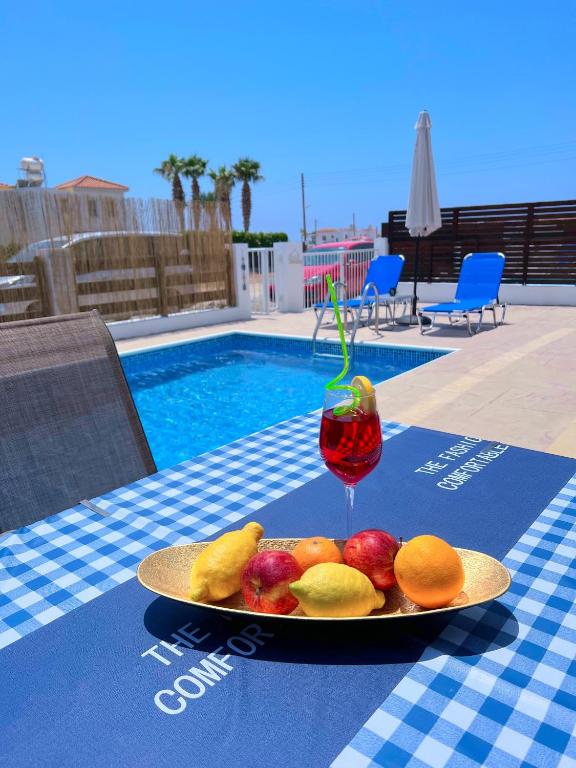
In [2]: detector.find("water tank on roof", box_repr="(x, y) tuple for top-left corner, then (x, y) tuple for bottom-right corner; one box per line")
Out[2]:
(18, 156), (45, 186)
(20, 157), (44, 173)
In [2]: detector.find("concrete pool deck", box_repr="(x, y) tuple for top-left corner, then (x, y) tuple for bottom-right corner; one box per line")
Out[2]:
(116, 305), (576, 459)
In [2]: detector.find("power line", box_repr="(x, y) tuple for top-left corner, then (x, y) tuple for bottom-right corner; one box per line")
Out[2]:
(259, 141), (576, 195)
(301, 153), (576, 189)
(304, 140), (576, 181)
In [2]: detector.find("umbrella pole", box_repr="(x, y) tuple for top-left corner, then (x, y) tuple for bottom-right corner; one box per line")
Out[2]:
(411, 236), (421, 318)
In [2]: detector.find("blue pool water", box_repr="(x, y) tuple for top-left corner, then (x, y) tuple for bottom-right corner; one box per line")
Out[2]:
(122, 333), (449, 470)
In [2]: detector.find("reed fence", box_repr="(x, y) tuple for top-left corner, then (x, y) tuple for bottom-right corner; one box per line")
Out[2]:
(0, 189), (234, 323)
(384, 199), (576, 285)
(0, 259), (49, 323)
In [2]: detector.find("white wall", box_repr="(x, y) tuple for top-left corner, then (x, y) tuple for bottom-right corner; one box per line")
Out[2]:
(374, 237), (389, 256)
(108, 305), (251, 340)
(398, 281), (576, 307)
(67, 188), (126, 199)
(232, 242), (252, 316)
(313, 226), (377, 244)
(274, 241), (304, 312)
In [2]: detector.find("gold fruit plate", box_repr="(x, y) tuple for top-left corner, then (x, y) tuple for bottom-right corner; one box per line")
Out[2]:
(137, 538), (511, 622)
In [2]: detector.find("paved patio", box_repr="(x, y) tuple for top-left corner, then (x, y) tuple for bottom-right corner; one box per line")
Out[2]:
(116, 305), (576, 459)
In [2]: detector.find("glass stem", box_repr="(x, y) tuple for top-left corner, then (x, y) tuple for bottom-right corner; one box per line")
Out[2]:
(344, 484), (355, 538)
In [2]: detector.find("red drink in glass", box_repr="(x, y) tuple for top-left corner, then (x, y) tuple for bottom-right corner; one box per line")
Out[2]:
(320, 407), (382, 486)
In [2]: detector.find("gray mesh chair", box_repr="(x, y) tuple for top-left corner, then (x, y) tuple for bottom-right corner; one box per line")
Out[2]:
(0, 311), (156, 532)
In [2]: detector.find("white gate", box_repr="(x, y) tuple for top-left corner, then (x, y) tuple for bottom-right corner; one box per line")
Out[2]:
(303, 248), (374, 308)
(248, 247), (277, 313)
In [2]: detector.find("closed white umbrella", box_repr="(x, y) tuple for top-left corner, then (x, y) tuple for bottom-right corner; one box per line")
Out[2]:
(403, 110), (441, 321)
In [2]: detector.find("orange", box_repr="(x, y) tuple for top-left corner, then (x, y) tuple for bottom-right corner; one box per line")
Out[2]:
(393, 535), (464, 609)
(292, 537), (343, 571)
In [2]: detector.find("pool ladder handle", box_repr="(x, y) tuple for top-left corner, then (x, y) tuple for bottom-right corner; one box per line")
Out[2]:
(312, 281), (382, 361)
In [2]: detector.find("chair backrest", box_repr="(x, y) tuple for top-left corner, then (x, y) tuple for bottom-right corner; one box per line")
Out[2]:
(362, 254), (405, 297)
(455, 252), (506, 302)
(0, 311), (156, 532)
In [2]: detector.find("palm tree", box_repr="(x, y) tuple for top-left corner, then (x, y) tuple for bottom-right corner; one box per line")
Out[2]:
(199, 191), (217, 228)
(208, 166), (236, 230)
(154, 154), (186, 230)
(232, 157), (264, 232)
(154, 154), (186, 204)
(181, 155), (208, 229)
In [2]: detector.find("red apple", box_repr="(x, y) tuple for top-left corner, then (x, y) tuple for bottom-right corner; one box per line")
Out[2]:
(343, 529), (400, 590)
(241, 550), (303, 614)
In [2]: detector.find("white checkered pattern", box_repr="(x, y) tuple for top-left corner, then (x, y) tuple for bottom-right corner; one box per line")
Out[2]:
(0, 412), (407, 650)
(332, 473), (576, 768)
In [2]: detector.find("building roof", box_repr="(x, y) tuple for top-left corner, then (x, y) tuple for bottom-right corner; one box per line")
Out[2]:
(316, 225), (376, 233)
(55, 175), (129, 191)
(0, 182), (13, 189)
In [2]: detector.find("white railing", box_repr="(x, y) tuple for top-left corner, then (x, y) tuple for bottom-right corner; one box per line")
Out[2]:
(248, 247), (277, 313)
(302, 248), (375, 308)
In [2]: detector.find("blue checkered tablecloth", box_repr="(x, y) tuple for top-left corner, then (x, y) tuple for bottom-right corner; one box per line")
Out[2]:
(0, 412), (407, 650)
(3, 409), (576, 768)
(333, 472), (576, 768)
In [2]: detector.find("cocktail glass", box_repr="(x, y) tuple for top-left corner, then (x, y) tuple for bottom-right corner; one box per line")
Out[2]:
(319, 388), (382, 537)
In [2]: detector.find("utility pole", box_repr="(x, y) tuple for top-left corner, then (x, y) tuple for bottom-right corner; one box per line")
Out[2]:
(352, 212), (356, 236)
(300, 173), (307, 247)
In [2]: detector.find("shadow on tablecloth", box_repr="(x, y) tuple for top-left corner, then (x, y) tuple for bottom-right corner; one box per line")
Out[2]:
(143, 595), (518, 667)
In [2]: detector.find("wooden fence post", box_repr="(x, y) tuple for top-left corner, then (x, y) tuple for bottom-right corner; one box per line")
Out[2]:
(33, 256), (52, 318)
(153, 241), (168, 316)
(523, 204), (534, 285)
(226, 245), (236, 307)
(37, 251), (79, 315)
(387, 210), (394, 261)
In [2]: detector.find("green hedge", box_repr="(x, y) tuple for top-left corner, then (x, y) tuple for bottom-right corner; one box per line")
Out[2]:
(232, 231), (288, 248)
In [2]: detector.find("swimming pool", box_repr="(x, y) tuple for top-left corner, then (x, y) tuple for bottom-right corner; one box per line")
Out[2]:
(121, 333), (450, 470)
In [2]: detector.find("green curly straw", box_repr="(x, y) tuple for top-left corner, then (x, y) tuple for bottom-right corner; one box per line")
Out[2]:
(324, 274), (360, 415)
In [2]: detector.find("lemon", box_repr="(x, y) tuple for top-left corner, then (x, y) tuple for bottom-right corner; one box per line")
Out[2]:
(190, 521), (264, 602)
(289, 562), (385, 617)
(351, 375), (377, 414)
(351, 375), (374, 396)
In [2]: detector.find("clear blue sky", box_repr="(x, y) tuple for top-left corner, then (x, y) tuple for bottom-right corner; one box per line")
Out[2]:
(1, 1), (575, 238)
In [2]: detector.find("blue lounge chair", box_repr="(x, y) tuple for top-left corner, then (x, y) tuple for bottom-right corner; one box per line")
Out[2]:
(418, 252), (507, 335)
(314, 254), (406, 330)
